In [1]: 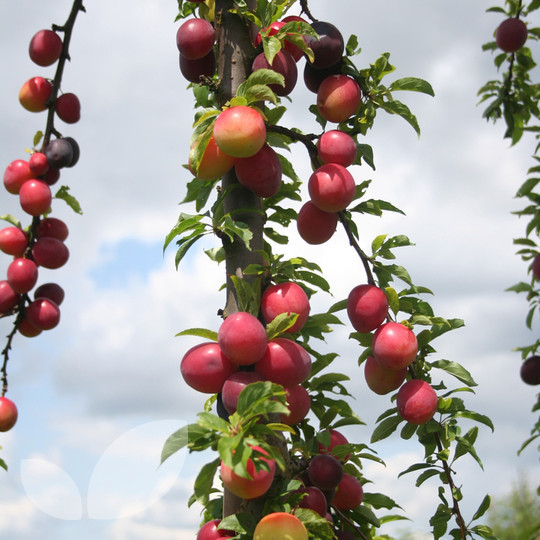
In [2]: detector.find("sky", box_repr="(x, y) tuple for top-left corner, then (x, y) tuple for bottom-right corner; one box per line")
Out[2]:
(0, 1), (539, 539)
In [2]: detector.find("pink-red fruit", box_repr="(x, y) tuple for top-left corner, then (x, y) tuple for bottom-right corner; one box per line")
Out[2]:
(317, 429), (350, 461)
(332, 473), (364, 510)
(0, 396), (18, 432)
(56, 93), (81, 124)
(197, 519), (234, 539)
(261, 282), (310, 333)
(19, 77), (53, 113)
(296, 486), (327, 517)
(218, 311), (268, 366)
(28, 152), (49, 176)
(234, 143), (282, 198)
(7, 258), (38, 294)
(221, 371), (265, 414)
(26, 298), (61, 331)
(189, 134), (235, 181)
(213, 106), (266, 158)
(317, 130), (357, 167)
(372, 322), (418, 370)
(347, 284), (388, 333)
(252, 50), (298, 96)
(397, 379), (438, 425)
(220, 446), (275, 500)
(34, 283), (65, 306)
(308, 453), (343, 491)
(364, 355), (407, 395)
(19, 179), (52, 216)
(180, 342), (237, 394)
(0, 227), (28, 257)
(308, 163), (356, 213)
(29, 30), (63, 66)
(32, 237), (69, 269)
(3, 159), (34, 194)
(176, 18), (215, 60)
(255, 337), (311, 386)
(254, 512), (308, 540)
(0, 281), (19, 313)
(317, 75), (361, 123)
(281, 385), (311, 425)
(37, 217), (69, 241)
(496, 18), (528, 53)
(296, 201), (338, 245)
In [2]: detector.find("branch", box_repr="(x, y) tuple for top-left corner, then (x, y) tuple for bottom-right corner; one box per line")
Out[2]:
(42, 0), (86, 150)
(337, 211), (376, 286)
(265, 123), (320, 169)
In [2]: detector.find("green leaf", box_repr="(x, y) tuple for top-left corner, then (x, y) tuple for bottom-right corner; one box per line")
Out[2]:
(379, 99), (421, 136)
(175, 328), (218, 341)
(161, 425), (192, 464)
(236, 381), (288, 418)
(0, 457), (6, 472)
(371, 414), (403, 443)
(453, 410), (494, 432)
(33, 130), (44, 147)
(471, 494), (491, 522)
(54, 186), (83, 214)
(416, 468), (440, 486)
(190, 457), (220, 506)
(398, 462), (434, 478)
(362, 492), (402, 510)
(431, 359), (477, 387)
(389, 77), (435, 96)
(265, 312), (299, 340)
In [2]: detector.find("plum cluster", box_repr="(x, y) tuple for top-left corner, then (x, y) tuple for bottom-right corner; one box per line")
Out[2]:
(346, 282), (439, 425)
(0, 26), (81, 433)
(181, 282), (312, 425)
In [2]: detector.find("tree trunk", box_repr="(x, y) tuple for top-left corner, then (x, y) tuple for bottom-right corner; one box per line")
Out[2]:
(214, 0), (263, 517)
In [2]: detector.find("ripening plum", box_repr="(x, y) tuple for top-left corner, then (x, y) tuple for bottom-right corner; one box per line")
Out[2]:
(37, 217), (69, 241)
(0, 227), (28, 257)
(372, 322), (418, 370)
(281, 384), (311, 425)
(397, 379), (438, 425)
(3, 159), (34, 194)
(55, 92), (81, 124)
(19, 179), (52, 216)
(176, 18), (215, 60)
(34, 282), (65, 306)
(19, 76), (53, 112)
(7, 258), (38, 294)
(520, 356), (540, 385)
(179, 49), (216, 84)
(317, 74), (361, 123)
(261, 281), (310, 333)
(308, 163), (356, 213)
(304, 21), (344, 69)
(332, 473), (364, 511)
(26, 298), (61, 330)
(218, 311), (268, 366)
(234, 143), (282, 198)
(180, 342), (237, 394)
(221, 371), (265, 414)
(496, 17), (528, 53)
(347, 284), (388, 333)
(296, 201), (338, 245)
(32, 237), (70, 269)
(317, 130), (357, 167)
(45, 138), (74, 169)
(0, 281), (20, 314)
(255, 337), (311, 386)
(189, 134), (235, 181)
(364, 355), (407, 395)
(213, 106), (266, 158)
(0, 396), (18, 432)
(252, 50), (298, 96)
(308, 453), (343, 491)
(29, 29), (63, 66)
(303, 60), (342, 93)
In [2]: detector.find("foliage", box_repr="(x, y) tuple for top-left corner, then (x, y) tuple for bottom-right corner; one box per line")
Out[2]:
(480, 0), (540, 455)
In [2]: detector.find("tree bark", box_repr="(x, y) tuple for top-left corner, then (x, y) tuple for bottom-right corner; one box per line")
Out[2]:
(214, 0), (263, 517)
(215, 0), (265, 318)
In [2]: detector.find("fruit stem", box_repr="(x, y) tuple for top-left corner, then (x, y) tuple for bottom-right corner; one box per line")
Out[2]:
(1, 302), (26, 396)
(331, 505), (369, 540)
(265, 123), (320, 169)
